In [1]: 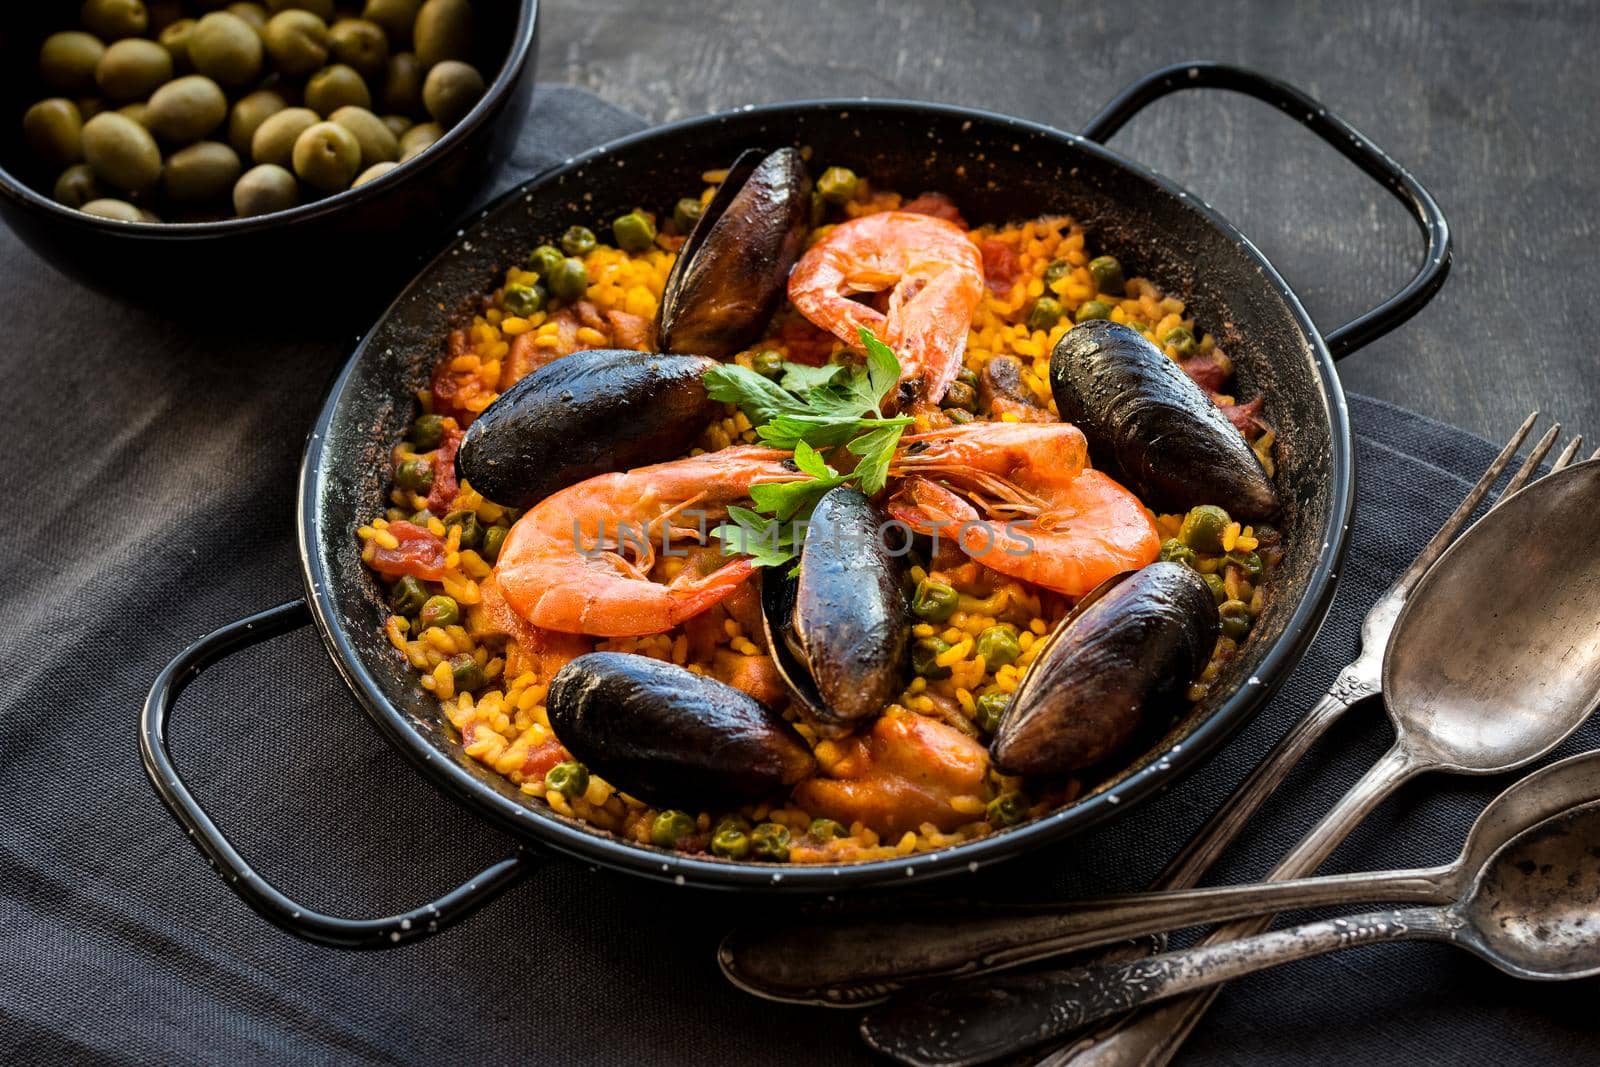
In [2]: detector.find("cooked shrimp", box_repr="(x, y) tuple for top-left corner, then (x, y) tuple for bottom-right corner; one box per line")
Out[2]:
(495, 446), (793, 637)
(885, 422), (1159, 597)
(787, 211), (985, 413)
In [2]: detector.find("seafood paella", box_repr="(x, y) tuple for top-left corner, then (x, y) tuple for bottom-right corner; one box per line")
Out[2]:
(355, 148), (1283, 866)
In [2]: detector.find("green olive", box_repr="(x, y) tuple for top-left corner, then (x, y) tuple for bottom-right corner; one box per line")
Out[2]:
(421, 59), (484, 126)
(397, 120), (441, 161)
(382, 52), (424, 113)
(808, 817), (846, 841)
(611, 209), (656, 253)
(394, 455), (434, 492)
(1201, 572), (1227, 605)
(545, 257), (588, 301)
(559, 224), (595, 257)
(352, 160), (396, 187)
(940, 380), (979, 412)
(975, 625), (1021, 671)
(749, 822), (791, 862)
(80, 197), (145, 222)
(974, 692), (1009, 734)
(987, 792), (1027, 828)
(1088, 254), (1125, 295)
(23, 99), (84, 168)
(480, 524), (509, 563)
(117, 102), (149, 127)
(418, 594), (458, 629)
(40, 32), (107, 94)
(380, 113), (413, 139)
(147, 76), (228, 144)
(912, 636), (954, 679)
(650, 810), (696, 849)
(262, 9), (329, 75)
(1162, 326), (1196, 355)
(266, 0), (334, 17)
(816, 165), (859, 204)
(502, 283), (545, 317)
(413, 0), (473, 67)
(1075, 299), (1114, 323)
(227, 89), (286, 157)
(1178, 504), (1231, 553)
(305, 64), (372, 116)
(448, 652), (484, 692)
(250, 105), (318, 165)
(328, 18), (389, 77)
(96, 39), (173, 101)
(1159, 538), (1198, 568)
(189, 12), (264, 87)
(363, 0), (422, 44)
(1218, 598), (1252, 641)
(158, 19), (198, 74)
(81, 112), (162, 192)
(1042, 258), (1069, 286)
(164, 140), (241, 202)
(710, 827), (751, 859)
(672, 197), (702, 233)
(53, 163), (102, 208)
(292, 120), (361, 191)
(233, 163), (297, 216)
(330, 105), (398, 166)
(525, 243), (563, 278)
(387, 575), (428, 616)
(750, 349), (784, 379)
(911, 578), (959, 622)
(1026, 296), (1064, 333)
(544, 760), (589, 799)
(82, 0), (150, 40)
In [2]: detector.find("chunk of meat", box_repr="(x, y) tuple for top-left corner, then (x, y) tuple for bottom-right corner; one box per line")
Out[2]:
(978, 354), (1051, 422)
(1179, 348), (1231, 393)
(900, 192), (968, 230)
(713, 649), (788, 708)
(1218, 395), (1267, 437)
(500, 332), (563, 390)
(369, 521), (447, 581)
(606, 309), (655, 351)
(791, 713), (990, 835)
(472, 574), (592, 680)
(425, 426), (463, 513)
(977, 238), (1021, 295)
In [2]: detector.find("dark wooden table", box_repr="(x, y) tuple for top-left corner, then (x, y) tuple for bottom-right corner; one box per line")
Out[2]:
(539, 0), (1599, 445)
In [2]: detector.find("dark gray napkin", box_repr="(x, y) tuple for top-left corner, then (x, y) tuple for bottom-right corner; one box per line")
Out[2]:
(0, 87), (1594, 1067)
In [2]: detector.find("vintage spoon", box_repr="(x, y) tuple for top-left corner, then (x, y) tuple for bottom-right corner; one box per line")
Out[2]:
(721, 747), (1600, 1005)
(864, 798), (1600, 1064)
(861, 460), (1600, 1066)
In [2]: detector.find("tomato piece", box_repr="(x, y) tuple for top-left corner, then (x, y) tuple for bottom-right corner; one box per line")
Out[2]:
(369, 520), (447, 580)
(978, 238), (1020, 295)
(426, 427), (463, 514)
(900, 192), (968, 229)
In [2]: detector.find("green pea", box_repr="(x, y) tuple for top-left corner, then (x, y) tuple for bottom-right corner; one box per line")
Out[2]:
(1042, 259), (1069, 286)
(408, 413), (445, 449)
(974, 692), (1009, 734)
(1218, 599), (1252, 640)
(443, 509), (482, 551)
(525, 242), (563, 278)
(612, 209), (656, 252)
(750, 822), (791, 862)
(956, 366), (980, 387)
(1076, 299), (1114, 322)
(976, 626), (1021, 671)
(1088, 254), (1125, 295)
(449, 652), (484, 692)
(387, 575), (427, 616)
(711, 827), (751, 859)
(395, 456), (433, 492)
(808, 817), (846, 842)
(560, 224), (596, 256)
(1026, 296), (1064, 333)
(946, 408), (975, 424)
(502, 282), (545, 317)
(912, 579), (959, 622)
(481, 524), (508, 563)
(1178, 505), (1231, 553)
(912, 636), (955, 679)
(987, 792), (1027, 828)
(816, 165), (859, 204)
(1163, 326), (1196, 355)
(712, 813), (750, 836)
(750, 349), (784, 379)
(418, 595), (458, 629)
(672, 196), (702, 232)
(546, 257), (588, 301)
(1226, 549), (1264, 581)
(1202, 572), (1227, 605)
(544, 760), (588, 798)
(1159, 538), (1198, 569)
(651, 810), (696, 849)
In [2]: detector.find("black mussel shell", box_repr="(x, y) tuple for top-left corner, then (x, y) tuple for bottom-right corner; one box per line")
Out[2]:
(761, 486), (909, 723)
(991, 562), (1219, 776)
(455, 349), (720, 508)
(546, 652), (816, 809)
(657, 147), (812, 359)
(1050, 321), (1279, 519)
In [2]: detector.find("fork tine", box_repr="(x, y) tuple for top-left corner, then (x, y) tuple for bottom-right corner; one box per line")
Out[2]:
(1549, 435), (1584, 475)
(1495, 422), (1562, 504)
(1391, 411), (1539, 596)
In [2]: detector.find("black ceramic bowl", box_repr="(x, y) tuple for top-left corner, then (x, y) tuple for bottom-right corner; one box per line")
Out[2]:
(0, 1), (538, 306)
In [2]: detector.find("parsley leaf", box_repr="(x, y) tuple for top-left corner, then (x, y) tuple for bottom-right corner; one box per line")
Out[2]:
(858, 327), (903, 415)
(778, 361), (843, 392)
(703, 364), (807, 427)
(709, 506), (796, 568)
(846, 424), (904, 496)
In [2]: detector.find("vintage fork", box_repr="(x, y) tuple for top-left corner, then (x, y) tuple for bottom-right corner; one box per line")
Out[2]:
(1032, 412), (1584, 1067)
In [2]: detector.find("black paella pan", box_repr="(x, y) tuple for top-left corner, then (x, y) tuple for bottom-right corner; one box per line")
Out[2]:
(141, 63), (1449, 946)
